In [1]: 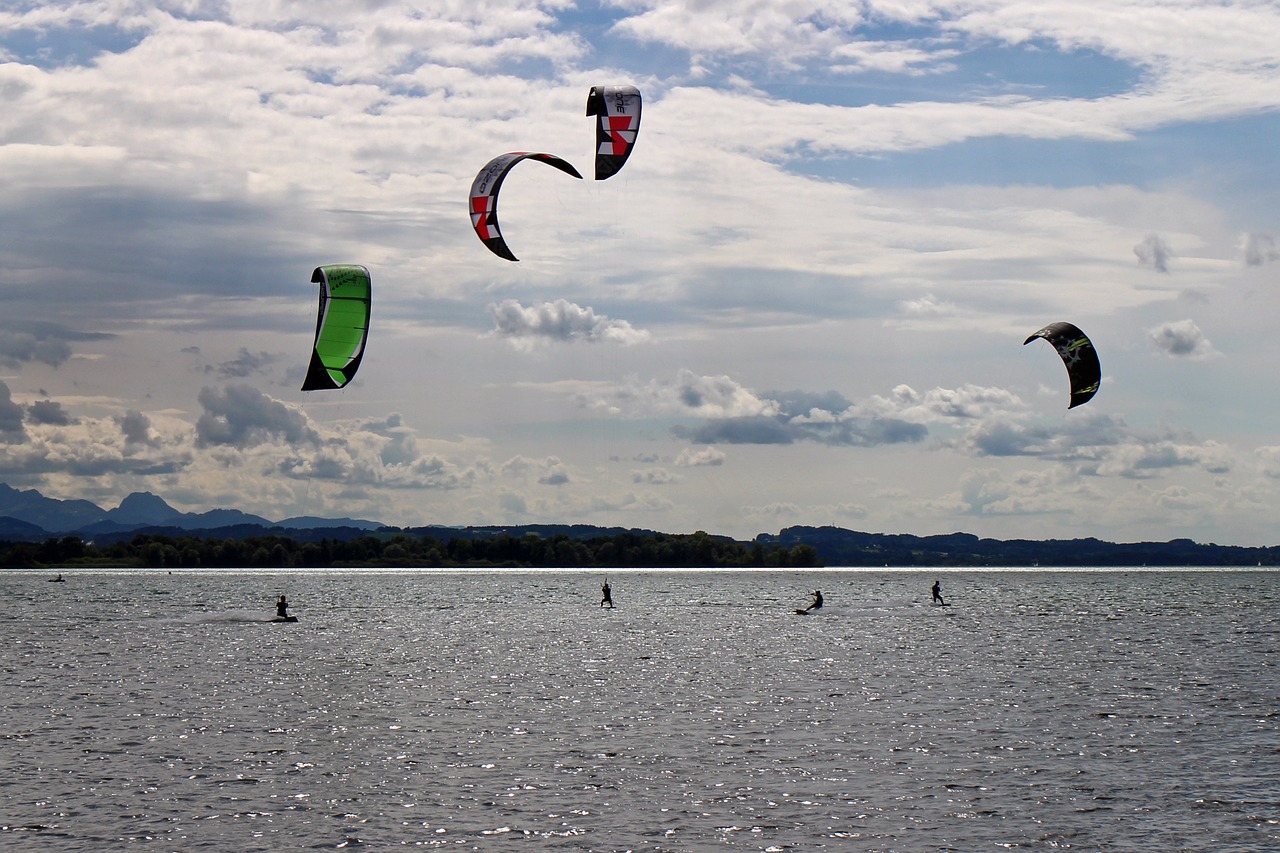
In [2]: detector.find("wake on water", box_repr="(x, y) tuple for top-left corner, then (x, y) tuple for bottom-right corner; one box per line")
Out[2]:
(159, 608), (286, 624)
(796, 597), (924, 616)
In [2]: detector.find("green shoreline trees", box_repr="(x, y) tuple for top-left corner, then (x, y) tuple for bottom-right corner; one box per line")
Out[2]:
(0, 530), (821, 570)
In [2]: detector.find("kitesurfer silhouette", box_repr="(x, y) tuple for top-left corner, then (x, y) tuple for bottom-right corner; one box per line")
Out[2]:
(931, 580), (945, 606)
(802, 590), (823, 612)
(600, 580), (613, 609)
(276, 595), (289, 618)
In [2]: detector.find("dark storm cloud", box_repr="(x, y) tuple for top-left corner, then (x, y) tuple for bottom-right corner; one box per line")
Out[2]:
(195, 383), (320, 448)
(26, 399), (73, 425)
(0, 381), (27, 443)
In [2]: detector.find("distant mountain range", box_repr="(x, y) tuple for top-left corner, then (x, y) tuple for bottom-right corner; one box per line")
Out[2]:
(1, 483), (1277, 566)
(0, 483), (383, 542)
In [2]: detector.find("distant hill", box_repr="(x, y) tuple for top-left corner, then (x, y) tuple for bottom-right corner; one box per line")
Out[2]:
(757, 526), (1280, 567)
(0, 484), (106, 532)
(0, 515), (52, 540)
(106, 491), (180, 526)
(1, 484), (1277, 566)
(0, 484), (385, 542)
(403, 523), (671, 542)
(277, 516), (384, 531)
(83, 523), (387, 547)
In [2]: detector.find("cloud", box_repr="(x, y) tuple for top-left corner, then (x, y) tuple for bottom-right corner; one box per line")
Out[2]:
(675, 446), (726, 467)
(633, 467), (678, 484)
(115, 409), (158, 447)
(0, 404), (191, 479)
(357, 414), (419, 467)
(609, 2), (873, 70)
(673, 385), (928, 447)
(195, 384), (320, 449)
(211, 348), (277, 379)
(854, 384), (1025, 421)
(1148, 320), (1219, 359)
(962, 412), (1230, 479)
(501, 454), (570, 487)
(1134, 233), (1173, 272)
(1256, 446), (1280, 478)
(898, 294), (956, 316)
(671, 375), (771, 417)
(488, 299), (650, 349)
(591, 377), (1024, 448)
(966, 413), (1127, 459)
(1240, 232), (1279, 266)
(26, 399), (73, 426)
(0, 322), (110, 369)
(601, 370), (780, 420)
(1094, 439), (1232, 479)
(0, 381), (27, 444)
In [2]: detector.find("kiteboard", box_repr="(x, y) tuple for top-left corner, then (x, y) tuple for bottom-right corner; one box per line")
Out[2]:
(269, 616), (299, 623)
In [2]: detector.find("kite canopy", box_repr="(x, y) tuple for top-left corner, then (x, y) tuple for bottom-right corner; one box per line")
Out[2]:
(468, 152), (583, 261)
(585, 85), (641, 180)
(301, 264), (371, 391)
(1024, 321), (1101, 409)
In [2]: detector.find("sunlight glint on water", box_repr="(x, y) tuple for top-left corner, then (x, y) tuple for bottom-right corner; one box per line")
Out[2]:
(1, 568), (1276, 851)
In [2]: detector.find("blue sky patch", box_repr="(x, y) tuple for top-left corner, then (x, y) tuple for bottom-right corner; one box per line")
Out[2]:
(1, 24), (144, 69)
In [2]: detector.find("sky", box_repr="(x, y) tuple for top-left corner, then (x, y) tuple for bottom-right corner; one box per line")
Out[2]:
(2, 1), (1280, 545)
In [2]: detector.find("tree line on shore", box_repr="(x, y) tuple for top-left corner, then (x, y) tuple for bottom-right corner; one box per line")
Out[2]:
(0, 530), (822, 570)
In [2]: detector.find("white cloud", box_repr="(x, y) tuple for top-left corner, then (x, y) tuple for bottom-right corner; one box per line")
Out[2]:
(854, 384), (1026, 422)
(1255, 446), (1280, 479)
(1240, 232), (1279, 266)
(898, 294), (956, 316)
(487, 298), (650, 348)
(610, 370), (781, 420)
(675, 446), (725, 467)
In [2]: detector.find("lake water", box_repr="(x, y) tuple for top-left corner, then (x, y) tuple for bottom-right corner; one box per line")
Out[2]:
(1, 567), (1276, 851)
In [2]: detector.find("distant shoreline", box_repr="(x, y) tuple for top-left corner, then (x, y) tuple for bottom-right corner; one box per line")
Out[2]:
(3, 525), (1277, 570)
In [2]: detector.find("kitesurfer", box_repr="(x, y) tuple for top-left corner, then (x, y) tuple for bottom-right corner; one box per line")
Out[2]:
(276, 595), (290, 618)
(931, 580), (945, 606)
(804, 590), (823, 612)
(600, 580), (613, 609)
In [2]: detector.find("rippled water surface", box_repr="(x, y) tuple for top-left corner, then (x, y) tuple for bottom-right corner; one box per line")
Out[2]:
(2, 568), (1277, 851)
